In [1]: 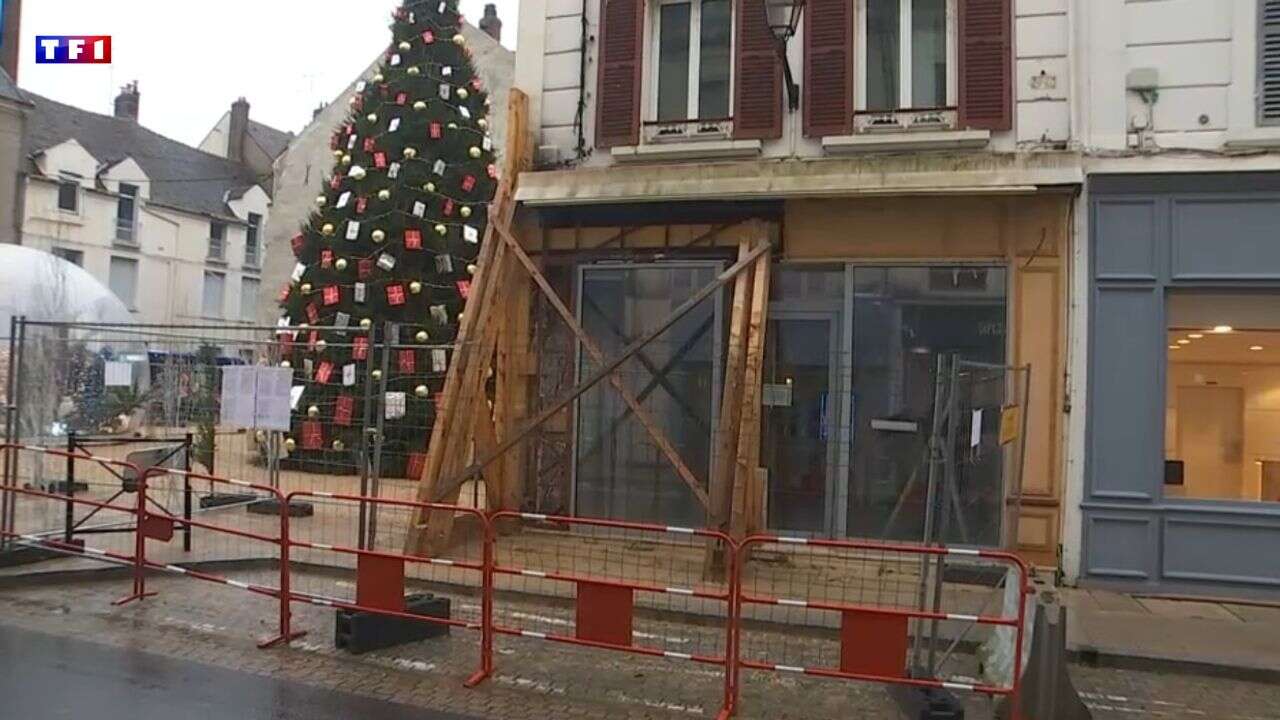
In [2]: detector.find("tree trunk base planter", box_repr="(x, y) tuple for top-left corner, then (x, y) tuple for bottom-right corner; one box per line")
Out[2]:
(334, 594), (451, 655)
(246, 497), (314, 518)
(199, 492), (257, 510)
(889, 685), (966, 720)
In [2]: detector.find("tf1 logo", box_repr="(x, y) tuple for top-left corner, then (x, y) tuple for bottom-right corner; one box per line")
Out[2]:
(36, 36), (113, 64)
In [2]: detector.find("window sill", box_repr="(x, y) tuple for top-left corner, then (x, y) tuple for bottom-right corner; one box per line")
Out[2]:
(822, 129), (991, 154)
(206, 258), (228, 268)
(1223, 127), (1280, 149)
(611, 139), (763, 163)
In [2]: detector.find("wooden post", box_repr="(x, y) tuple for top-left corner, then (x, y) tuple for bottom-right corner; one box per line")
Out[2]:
(495, 248), (533, 522)
(731, 251), (770, 539)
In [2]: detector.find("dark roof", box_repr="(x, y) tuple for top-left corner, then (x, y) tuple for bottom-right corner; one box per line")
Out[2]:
(0, 68), (29, 106)
(22, 91), (261, 219)
(246, 120), (293, 160)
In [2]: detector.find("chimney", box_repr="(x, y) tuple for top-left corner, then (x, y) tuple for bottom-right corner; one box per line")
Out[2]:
(313, 102), (327, 121)
(114, 82), (140, 122)
(228, 97), (250, 162)
(479, 3), (501, 43)
(0, 0), (20, 81)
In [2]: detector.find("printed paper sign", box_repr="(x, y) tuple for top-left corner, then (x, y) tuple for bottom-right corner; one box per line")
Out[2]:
(104, 361), (132, 388)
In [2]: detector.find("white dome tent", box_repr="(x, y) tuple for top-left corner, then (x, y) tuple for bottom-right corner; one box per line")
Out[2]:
(0, 245), (134, 333)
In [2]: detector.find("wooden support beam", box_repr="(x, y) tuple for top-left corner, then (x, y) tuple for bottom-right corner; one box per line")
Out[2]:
(710, 242), (753, 531)
(493, 221), (711, 510)
(495, 253), (533, 522)
(731, 251), (770, 539)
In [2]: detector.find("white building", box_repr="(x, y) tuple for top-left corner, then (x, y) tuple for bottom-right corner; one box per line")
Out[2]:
(17, 84), (276, 350)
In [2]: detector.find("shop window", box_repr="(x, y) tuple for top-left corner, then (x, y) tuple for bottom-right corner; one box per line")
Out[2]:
(1165, 291), (1280, 503)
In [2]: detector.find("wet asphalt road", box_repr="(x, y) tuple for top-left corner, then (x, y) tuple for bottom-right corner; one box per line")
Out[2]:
(0, 625), (484, 720)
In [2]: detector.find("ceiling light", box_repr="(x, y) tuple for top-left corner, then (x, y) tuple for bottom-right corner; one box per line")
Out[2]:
(1188, 333), (1204, 339)
(1177, 339), (1191, 345)
(1169, 345), (1180, 350)
(1251, 345), (1264, 352)
(1213, 325), (1234, 334)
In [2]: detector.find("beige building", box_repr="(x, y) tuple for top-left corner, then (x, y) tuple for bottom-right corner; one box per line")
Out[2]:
(0, 68), (29, 245)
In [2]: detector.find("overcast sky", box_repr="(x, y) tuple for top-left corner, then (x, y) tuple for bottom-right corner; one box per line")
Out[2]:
(17, 0), (518, 147)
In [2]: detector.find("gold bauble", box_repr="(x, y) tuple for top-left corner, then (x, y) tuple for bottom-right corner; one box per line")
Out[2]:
(307, 405), (320, 418)
(371, 229), (387, 243)
(478, 118), (488, 130)
(409, 281), (423, 294)
(321, 224), (335, 237)
(377, 189), (392, 201)
(372, 73), (384, 83)
(415, 385), (429, 398)
(415, 330), (429, 343)
(366, 113), (378, 124)
(371, 369), (383, 380)
(332, 149), (344, 159)
(316, 195), (327, 206)
(469, 146), (482, 159)
(447, 122), (459, 130)
(460, 206), (472, 218)
(457, 88), (469, 100)
(281, 360), (292, 369)
(452, 33), (466, 45)
(424, 182), (437, 193)
(284, 438), (297, 452)
(335, 258), (348, 271)
(434, 223), (448, 236)
(300, 283), (313, 294)
(350, 167), (367, 180)
(298, 323), (310, 329)
(398, 41), (412, 52)
(403, 146), (418, 159)
(457, 312), (465, 322)
(332, 440), (345, 451)
(406, 66), (421, 76)
(341, 154), (352, 165)
(255, 430), (267, 443)
(360, 318), (373, 330)
(466, 264), (478, 275)
(414, 100), (428, 111)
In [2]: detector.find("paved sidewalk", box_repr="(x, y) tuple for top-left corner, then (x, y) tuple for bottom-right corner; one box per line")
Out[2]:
(1061, 586), (1280, 677)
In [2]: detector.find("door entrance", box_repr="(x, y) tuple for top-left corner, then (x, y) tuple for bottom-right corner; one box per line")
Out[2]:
(761, 313), (839, 535)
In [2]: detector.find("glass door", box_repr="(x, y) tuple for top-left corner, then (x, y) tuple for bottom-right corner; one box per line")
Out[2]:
(761, 313), (839, 535)
(846, 266), (1008, 544)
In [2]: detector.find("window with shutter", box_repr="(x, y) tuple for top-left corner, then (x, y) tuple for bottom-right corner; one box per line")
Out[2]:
(644, 0), (736, 142)
(597, 0), (646, 148)
(958, 0), (1012, 131)
(854, 0), (959, 133)
(1261, 0), (1280, 125)
(804, 0), (854, 137)
(733, 0), (783, 140)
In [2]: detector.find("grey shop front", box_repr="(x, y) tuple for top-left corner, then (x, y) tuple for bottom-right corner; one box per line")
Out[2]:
(1086, 172), (1280, 598)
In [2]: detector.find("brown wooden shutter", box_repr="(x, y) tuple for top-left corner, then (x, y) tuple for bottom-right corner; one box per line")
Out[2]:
(803, 0), (853, 137)
(596, 0), (645, 148)
(959, 0), (1013, 131)
(734, 0), (784, 140)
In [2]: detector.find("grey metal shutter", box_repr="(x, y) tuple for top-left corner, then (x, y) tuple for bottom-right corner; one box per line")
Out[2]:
(1261, 0), (1280, 125)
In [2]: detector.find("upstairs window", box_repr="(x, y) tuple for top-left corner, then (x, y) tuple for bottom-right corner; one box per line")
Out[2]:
(208, 221), (227, 262)
(858, 0), (957, 130)
(647, 0), (734, 140)
(57, 174), (80, 213)
(116, 183), (138, 245)
(245, 212), (262, 267)
(202, 271), (226, 318)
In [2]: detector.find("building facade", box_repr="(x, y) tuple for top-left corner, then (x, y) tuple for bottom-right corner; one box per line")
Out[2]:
(17, 84), (272, 350)
(0, 68), (29, 245)
(1074, 0), (1280, 598)
(515, 0), (1080, 566)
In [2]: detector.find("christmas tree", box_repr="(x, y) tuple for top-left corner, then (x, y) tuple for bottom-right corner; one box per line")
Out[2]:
(279, 0), (498, 478)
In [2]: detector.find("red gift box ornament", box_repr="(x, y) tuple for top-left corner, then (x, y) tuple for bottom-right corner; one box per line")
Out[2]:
(363, 137), (377, 153)
(278, 285), (291, 303)
(353, 336), (369, 360)
(301, 421), (324, 450)
(355, 196), (368, 214)
(315, 360), (334, 384)
(305, 302), (319, 324)
(334, 395), (355, 427)
(471, 78), (483, 91)
(398, 349), (416, 374)
(330, 175), (343, 190)
(456, 280), (471, 299)
(291, 233), (305, 256)
(487, 163), (499, 179)
(373, 152), (388, 169)
(429, 122), (442, 139)
(352, 95), (363, 112)
(443, 199), (455, 216)
(404, 229), (423, 250)
(320, 249), (334, 268)
(322, 285), (340, 306)
(308, 330), (320, 350)
(358, 258), (374, 280)
(396, 92), (408, 106)
(330, 133), (341, 151)
(461, 175), (476, 192)
(386, 284), (407, 306)
(422, 29), (435, 44)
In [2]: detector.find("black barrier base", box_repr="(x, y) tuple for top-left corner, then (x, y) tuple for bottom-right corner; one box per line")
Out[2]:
(41, 481), (90, 495)
(199, 493), (257, 509)
(335, 594), (451, 655)
(889, 685), (965, 720)
(247, 498), (315, 518)
(0, 539), (84, 568)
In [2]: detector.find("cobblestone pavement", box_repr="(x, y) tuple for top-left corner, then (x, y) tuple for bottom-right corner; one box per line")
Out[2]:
(1, 572), (1278, 719)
